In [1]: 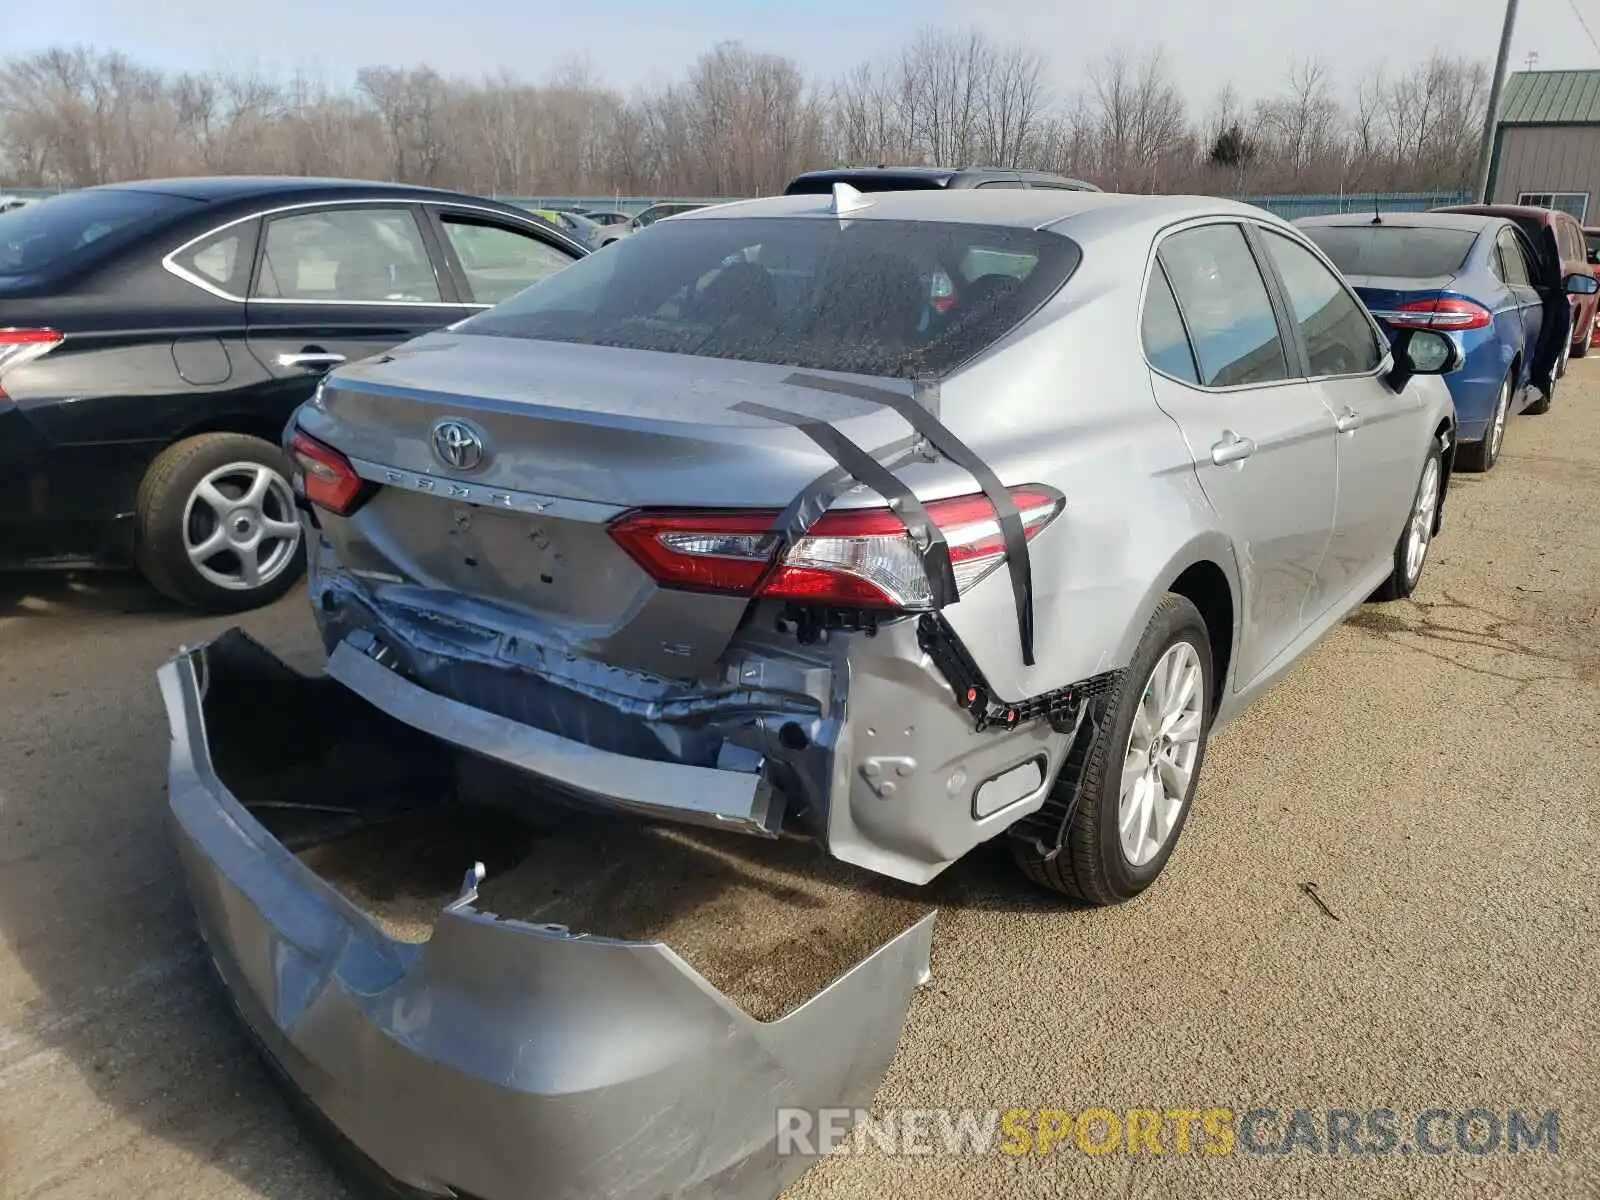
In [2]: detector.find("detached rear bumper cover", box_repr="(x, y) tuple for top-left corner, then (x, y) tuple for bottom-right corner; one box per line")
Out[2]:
(158, 631), (935, 1200)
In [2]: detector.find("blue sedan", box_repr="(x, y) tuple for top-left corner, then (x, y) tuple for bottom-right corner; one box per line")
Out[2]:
(1296, 212), (1569, 472)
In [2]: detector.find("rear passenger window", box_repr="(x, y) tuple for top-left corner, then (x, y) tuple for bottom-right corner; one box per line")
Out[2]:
(171, 225), (254, 297)
(256, 207), (441, 302)
(1257, 229), (1383, 377)
(1158, 224), (1289, 387)
(1496, 230), (1532, 287)
(1141, 262), (1199, 383)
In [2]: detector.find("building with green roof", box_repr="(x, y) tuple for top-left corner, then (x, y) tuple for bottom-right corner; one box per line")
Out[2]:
(1487, 70), (1600, 223)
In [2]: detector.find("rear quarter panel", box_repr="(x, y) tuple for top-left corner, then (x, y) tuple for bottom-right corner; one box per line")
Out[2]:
(927, 232), (1237, 702)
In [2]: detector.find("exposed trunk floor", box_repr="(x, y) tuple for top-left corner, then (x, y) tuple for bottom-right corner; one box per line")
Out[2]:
(294, 806), (932, 1022)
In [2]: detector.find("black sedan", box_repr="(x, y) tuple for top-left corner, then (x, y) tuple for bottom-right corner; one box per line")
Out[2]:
(0, 177), (589, 611)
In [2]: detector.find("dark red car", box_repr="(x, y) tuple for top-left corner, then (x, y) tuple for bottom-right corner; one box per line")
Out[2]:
(1435, 203), (1598, 362)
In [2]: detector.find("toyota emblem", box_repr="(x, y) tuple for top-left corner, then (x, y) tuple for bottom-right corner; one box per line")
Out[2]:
(431, 419), (486, 472)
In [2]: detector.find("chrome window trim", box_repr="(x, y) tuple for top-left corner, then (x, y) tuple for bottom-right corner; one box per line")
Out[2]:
(161, 197), (584, 305)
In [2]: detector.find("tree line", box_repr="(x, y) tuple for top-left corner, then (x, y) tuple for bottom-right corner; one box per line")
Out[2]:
(0, 31), (1489, 199)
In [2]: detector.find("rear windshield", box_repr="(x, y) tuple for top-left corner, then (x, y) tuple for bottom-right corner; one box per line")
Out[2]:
(785, 175), (947, 195)
(0, 188), (200, 275)
(459, 216), (1082, 378)
(1299, 225), (1478, 278)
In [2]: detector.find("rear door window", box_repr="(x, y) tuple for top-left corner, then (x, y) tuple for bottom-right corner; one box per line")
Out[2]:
(0, 188), (201, 276)
(1157, 224), (1290, 387)
(1257, 228), (1385, 377)
(254, 207), (441, 302)
(458, 216), (1082, 378)
(1141, 263), (1200, 384)
(1496, 229), (1533, 287)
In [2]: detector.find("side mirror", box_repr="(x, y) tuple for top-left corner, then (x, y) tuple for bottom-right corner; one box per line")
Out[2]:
(1386, 327), (1461, 391)
(1562, 272), (1600, 295)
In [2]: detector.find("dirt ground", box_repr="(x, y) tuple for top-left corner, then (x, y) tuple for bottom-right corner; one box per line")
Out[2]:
(2, 363), (1597, 1199)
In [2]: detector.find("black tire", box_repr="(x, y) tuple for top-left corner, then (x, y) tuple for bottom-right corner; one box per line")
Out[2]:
(1574, 314), (1593, 358)
(1012, 593), (1213, 905)
(1455, 370), (1511, 473)
(1371, 440), (1444, 602)
(134, 432), (306, 613)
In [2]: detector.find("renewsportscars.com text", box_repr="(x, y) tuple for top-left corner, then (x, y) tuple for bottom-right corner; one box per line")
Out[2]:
(776, 1106), (1560, 1158)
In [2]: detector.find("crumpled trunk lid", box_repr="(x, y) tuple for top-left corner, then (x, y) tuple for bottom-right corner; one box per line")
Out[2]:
(296, 334), (917, 676)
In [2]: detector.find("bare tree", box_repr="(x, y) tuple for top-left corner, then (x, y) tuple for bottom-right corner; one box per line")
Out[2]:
(0, 38), (1492, 201)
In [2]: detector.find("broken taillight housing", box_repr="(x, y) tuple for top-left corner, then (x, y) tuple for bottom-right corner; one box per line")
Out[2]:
(0, 328), (63, 399)
(609, 485), (1064, 610)
(289, 428), (370, 516)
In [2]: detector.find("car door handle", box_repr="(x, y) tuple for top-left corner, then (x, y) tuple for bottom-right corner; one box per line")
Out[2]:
(1335, 408), (1363, 433)
(276, 351), (346, 372)
(1210, 431), (1256, 466)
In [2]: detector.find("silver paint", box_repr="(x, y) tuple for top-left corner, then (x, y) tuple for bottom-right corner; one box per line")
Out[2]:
(157, 634), (935, 1200)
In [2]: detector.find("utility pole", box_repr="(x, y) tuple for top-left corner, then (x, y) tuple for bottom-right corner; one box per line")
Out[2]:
(1475, 0), (1521, 202)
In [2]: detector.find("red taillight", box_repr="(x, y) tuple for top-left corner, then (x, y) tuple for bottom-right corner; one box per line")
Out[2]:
(289, 429), (367, 515)
(0, 327), (63, 398)
(609, 485), (1064, 610)
(1388, 297), (1491, 331)
(607, 509), (778, 594)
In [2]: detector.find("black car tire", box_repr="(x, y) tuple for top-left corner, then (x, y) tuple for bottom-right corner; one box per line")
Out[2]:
(1456, 370), (1512, 473)
(1574, 312), (1593, 358)
(1012, 593), (1213, 905)
(1371, 440), (1444, 602)
(134, 432), (306, 613)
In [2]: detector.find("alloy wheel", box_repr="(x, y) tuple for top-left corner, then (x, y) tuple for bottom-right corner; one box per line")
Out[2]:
(1118, 641), (1205, 868)
(1489, 379), (1509, 461)
(1405, 456), (1441, 586)
(182, 461), (302, 592)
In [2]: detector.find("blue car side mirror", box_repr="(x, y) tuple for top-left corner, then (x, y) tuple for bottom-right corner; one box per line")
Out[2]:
(1563, 272), (1600, 295)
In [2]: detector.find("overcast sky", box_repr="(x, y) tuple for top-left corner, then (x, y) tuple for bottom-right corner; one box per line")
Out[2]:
(11, 0), (1600, 107)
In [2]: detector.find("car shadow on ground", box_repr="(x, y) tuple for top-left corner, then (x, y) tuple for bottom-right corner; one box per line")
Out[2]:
(0, 568), (188, 618)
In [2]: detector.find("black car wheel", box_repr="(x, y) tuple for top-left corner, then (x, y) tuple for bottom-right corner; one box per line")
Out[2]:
(134, 432), (306, 613)
(1456, 370), (1511, 472)
(1371, 440), (1443, 602)
(1012, 593), (1213, 905)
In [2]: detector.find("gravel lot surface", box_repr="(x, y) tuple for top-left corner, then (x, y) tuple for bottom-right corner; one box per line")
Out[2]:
(2, 364), (1596, 1199)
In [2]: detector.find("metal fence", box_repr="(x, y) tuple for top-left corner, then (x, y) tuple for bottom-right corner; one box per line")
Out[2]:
(1235, 190), (1473, 220)
(2, 184), (1476, 220)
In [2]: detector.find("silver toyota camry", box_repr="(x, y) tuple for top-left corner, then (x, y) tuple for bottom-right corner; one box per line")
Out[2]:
(283, 186), (1459, 904)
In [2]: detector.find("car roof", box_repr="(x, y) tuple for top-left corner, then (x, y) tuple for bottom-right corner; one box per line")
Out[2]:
(675, 189), (1279, 236)
(91, 176), (500, 206)
(1297, 211), (1500, 233)
(787, 166), (1097, 190)
(1434, 202), (1566, 225)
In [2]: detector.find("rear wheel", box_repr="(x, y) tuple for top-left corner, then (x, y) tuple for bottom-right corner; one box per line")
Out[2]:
(1575, 311), (1594, 358)
(1456, 372), (1511, 473)
(1012, 594), (1212, 905)
(1371, 441), (1443, 602)
(134, 433), (305, 613)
